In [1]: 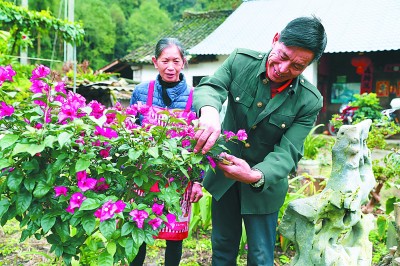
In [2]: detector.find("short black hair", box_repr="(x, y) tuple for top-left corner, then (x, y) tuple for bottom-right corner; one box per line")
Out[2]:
(154, 38), (186, 59)
(279, 16), (327, 62)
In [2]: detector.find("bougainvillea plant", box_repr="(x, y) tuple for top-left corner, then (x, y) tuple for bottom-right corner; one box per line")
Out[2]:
(0, 65), (247, 265)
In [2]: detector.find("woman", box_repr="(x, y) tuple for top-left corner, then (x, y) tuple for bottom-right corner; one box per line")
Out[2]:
(129, 38), (203, 266)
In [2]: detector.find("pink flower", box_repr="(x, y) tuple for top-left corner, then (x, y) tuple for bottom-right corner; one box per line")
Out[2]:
(150, 182), (160, 192)
(206, 156), (217, 168)
(129, 209), (149, 229)
(105, 112), (116, 124)
(223, 130), (235, 141)
(76, 171), (87, 182)
(30, 79), (50, 94)
(0, 65), (16, 85)
(94, 126), (118, 139)
(54, 82), (66, 94)
(125, 105), (138, 116)
(88, 100), (105, 119)
(181, 139), (191, 148)
(94, 200), (126, 222)
(99, 148), (110, 158)
(93, 177), (109, 192)
(78, 177), (97, 192)
(236, 129), (248, 141)
(149, 217), (163, 230)
(152, 203), (164, 216)
(165, 213), (176, 229)
(66, 192), (86, 213)
(0, 102), (14, 118)
(54, 186), (68, 197)
(31, 65), (50, 80)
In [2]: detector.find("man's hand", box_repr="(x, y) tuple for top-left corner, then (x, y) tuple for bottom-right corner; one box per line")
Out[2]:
(217, 153), (263, 184)
(193, 106), (221, 154)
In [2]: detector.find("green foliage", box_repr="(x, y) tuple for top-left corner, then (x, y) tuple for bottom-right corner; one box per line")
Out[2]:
(1, 65), (246, 264)
(189, 189), (212, 236)
(302, 124), (330, 160)
(75, 0), (116, 69)
(372, 149), (400, 184)
(369, 216), (390, 263)
(125, 0), (173, 52)
(0, 0), (84, 56)
(351, 93), (383, 121)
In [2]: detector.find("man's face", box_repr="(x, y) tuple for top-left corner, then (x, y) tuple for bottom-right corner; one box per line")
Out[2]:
(267, 35), (314, 83)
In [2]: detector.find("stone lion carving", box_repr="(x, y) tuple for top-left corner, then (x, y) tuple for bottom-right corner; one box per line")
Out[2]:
(279, 119), (375, 266)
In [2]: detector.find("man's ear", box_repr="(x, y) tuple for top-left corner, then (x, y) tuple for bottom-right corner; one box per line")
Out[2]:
(272, 33), (280, 44)
(152, 56), (158, 68)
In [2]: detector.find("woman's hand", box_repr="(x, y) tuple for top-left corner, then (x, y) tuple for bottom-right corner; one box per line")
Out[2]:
(193, 106), (221, 154)
(189, 183), (203, 203)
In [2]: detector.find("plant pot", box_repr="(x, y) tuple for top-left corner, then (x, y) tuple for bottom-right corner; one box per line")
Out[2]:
(297, 159), (321, 177)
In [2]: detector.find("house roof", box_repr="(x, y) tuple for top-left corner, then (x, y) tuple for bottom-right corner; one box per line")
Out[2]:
(189, 0), (400, 55)
(122, 10), (232, 64)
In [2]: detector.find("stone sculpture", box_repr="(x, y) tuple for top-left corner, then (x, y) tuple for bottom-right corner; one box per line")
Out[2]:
(279, 119), (375, 266)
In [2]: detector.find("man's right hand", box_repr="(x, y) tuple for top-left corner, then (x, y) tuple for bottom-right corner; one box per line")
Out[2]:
(193, 106), (221, 154)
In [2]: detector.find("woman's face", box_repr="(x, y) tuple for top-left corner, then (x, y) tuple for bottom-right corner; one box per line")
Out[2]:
(152, 45), (185, 83)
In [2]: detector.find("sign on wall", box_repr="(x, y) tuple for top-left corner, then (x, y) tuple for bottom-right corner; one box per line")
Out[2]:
(331, 83), (360, 103)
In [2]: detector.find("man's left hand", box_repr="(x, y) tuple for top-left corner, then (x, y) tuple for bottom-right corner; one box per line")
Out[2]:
(217, 153), (263, 184)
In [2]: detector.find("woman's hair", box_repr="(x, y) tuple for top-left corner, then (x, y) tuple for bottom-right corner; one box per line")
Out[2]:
(154, 38), (186, 59)
(279, 16), (327, 63)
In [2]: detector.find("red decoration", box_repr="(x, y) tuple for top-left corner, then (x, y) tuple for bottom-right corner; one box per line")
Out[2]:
(351, 56), (372, 75)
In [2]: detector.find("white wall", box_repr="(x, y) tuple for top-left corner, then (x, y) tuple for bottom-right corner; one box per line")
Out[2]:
(137, 55), (229, 86)
(137, 55), (317, 87)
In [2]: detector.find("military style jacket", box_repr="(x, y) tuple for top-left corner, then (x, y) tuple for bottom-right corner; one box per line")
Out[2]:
(193, 48), (323, 214)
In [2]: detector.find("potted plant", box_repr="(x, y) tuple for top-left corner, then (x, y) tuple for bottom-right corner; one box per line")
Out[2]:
(296, 124), (332, 192)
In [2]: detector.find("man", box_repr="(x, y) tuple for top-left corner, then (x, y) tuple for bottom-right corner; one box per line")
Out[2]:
(193, 16), (327, 265)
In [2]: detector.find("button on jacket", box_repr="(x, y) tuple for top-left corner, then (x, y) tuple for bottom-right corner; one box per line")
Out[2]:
(193, 48), (323, 214)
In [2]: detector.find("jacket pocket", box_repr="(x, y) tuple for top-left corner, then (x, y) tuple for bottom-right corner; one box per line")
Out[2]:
(258, 113), (295, 145)
(230, 81), (254, 108)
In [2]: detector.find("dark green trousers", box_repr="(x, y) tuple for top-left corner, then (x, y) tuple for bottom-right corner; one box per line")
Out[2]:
(211, 182), (278, 266)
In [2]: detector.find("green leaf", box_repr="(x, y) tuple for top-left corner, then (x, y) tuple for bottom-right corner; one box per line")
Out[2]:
(98, 250), (113, 266)
(0, 134), (19, 150)
(106, 242), (117, 256)
(128, 149), (142, 162)
(12, 143), (45, 156)
(0, 199), (11, 219)
(44, 135), (57, 148)
(0, 158), (11, 170)
(79, 198), (101, 211)
(190, 153), (204, 165)
(147, 147), (159, 158)
(82, 215), (96, 234)
(41, 213), (56, 233)
(16, 189), (32, 215)
(163, 150), (173, 159)
(385, 197), (397, 214)
(99, 219), (116, 239)
(24, 178), (36, 192)
(33, 181), (51, 198)
(125, 238), (139, 262)
(75, 158), (90, 172)
(58, 132), (72, 148)
(7, 172), (24, 192)
(22, 159), (39, 172)
(121, 222), (134, 236)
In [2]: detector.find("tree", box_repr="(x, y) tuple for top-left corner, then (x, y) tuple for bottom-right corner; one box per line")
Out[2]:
(125, 0), (172, 52)
(75, 0), (116, 69)
(0, 0), (84, 65)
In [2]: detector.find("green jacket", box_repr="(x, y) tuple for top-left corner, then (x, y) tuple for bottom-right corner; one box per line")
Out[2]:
(193, 48), (323, 214)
